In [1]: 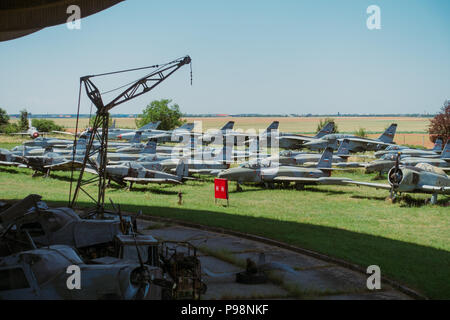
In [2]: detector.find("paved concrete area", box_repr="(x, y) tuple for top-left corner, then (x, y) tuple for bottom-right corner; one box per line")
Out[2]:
(139, 220), (412, 300)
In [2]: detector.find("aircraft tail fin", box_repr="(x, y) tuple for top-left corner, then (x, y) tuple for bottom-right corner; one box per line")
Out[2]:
(337, 139), (350, 159)
(265, 121), (279, 133)
(142, 139), (157, 154)
(317, 146), (334, 169)
(175, 159), (189, 178)
(139, 121), (161, 131)
(129, 131), (142, 144)
(174, 122), (194, 132)
(432, 138), (443, 152)
(378, 123), (397, 143)
(221, 121), (235, 131)
(440, 140), (450, 159)
(315, 122), (334, 138)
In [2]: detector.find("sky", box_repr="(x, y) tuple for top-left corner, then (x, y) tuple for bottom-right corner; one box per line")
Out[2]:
(0, 0), (449, 116)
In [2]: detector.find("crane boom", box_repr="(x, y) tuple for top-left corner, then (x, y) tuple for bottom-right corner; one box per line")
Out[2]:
(69, 56), (191, 213)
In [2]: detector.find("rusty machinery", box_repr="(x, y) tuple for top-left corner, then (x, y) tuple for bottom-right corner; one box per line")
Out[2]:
(158, 241), (207, 300)
(68, 56), (192, 214)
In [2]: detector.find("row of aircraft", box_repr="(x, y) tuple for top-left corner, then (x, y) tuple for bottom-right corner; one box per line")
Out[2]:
(1, 119), (449, 204)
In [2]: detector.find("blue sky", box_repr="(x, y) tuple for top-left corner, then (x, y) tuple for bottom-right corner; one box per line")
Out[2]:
(0, 0), (449, 115)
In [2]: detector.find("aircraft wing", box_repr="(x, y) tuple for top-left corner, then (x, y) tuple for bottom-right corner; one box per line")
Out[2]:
(420, 185), (450, 194)
(342, 180), (392, 190)
(278, 136), (316, 143)
(273, 176), (352, 185)
(123, 177), (181, 185)
(341, 137), (393, 147)
(0, 161), (23, 167)
(52, 130), (75, 136)
(44, 161), (85, 171)
(148, 133), (171, 140)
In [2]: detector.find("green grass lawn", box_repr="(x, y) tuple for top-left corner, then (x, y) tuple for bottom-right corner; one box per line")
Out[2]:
(0, 163), (449, 299)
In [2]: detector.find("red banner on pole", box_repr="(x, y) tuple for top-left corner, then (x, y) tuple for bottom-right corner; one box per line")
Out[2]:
(214, 178), (228, 200)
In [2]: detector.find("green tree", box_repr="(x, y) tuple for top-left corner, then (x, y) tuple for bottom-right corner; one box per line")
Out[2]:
(31, 119), (64, 132)
(354, 127), (368, 138)
(136, 99), (185, 131)
(0, 108), (9, 126)
(19, 109), (29, 130)
(0, 123), (19, 134)
(316, 118), (338, 133)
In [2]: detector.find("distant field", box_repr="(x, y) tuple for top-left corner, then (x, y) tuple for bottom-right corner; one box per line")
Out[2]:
(21, 116), (433, 148)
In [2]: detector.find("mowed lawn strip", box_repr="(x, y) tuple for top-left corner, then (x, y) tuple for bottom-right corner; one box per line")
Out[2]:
(0, 166), (448, 299)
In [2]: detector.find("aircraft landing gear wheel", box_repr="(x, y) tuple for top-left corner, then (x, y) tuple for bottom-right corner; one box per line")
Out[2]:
(236, 182), (243, 192)
(282, 182), (290, 189)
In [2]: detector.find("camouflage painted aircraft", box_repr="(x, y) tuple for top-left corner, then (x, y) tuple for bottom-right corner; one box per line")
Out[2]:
(0, 148), (24, 167)
(22, 136), (73, 148)
(343, 158), (450, 204)
(374, 138), (443, 159)
(275, 138), (351, 166)
(303, 124), (397, 152)
(102, 159), (190, 189)
(117, 122), (195, 142)
(19, 146), (89, 176)
(277, 121), (335, 149)
(218, 146), (351, 189)
(339, 140), (450, 175)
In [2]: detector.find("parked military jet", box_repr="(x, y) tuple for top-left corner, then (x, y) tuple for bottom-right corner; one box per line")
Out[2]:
(11, 118), (45, 139)
(275, 138), (351, 166)
(107, 120), (161, 139)
(277, 121), (335, 149)
(343, 157), (450, 204)
(117, 122), (195, 142)
(22, 136), (73, 148)
(218, 146), (351, 189)
(103, 159), (190, 189)
(20, 146), (88, 176)
(374, 138), (443, 159)
(302, 124), (397, 152)
(339, 140), (450, 175)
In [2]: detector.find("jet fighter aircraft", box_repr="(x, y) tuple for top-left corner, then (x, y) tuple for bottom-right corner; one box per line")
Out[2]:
(218, 146), (351, 190)
(343, 156), (450, 204)
(302, 124), (397, 152)
(277, 121), (335, 150)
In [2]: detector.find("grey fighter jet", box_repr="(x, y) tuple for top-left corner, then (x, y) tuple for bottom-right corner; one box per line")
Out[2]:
(374, 138), (443, 159)
(277, 121), (335, 149)
(302, 124), (397, 152)
(104, 159), (190, 189)
(343, 158), (450, 204)
(341, 140), (450, 175)
(275, 138), (351, 166)
(218, 146), (351, 189)
(117, 122), (195, 142)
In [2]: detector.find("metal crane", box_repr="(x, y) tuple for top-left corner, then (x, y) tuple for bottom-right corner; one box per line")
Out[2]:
(69, 56), (192, 214)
